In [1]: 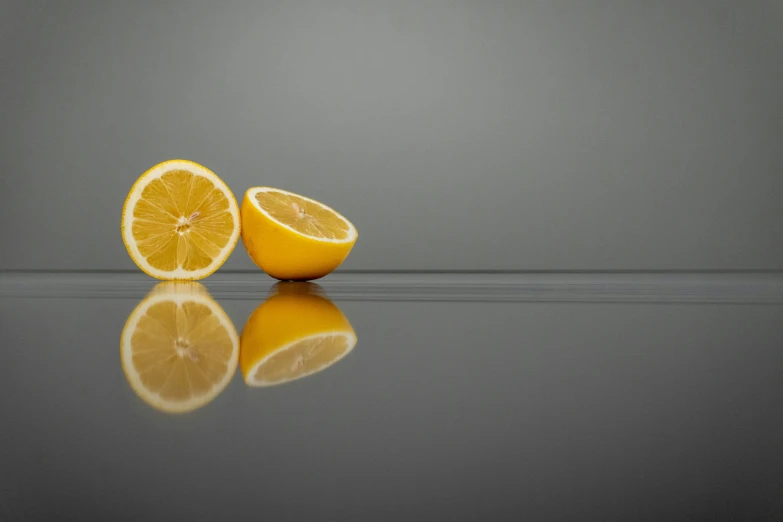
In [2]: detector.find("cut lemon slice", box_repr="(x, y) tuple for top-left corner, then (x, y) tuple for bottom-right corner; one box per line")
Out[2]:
(240, 282), (357, 387)
(241, 187), (357, 281)
(121, 282), (239, 413)
(247, 332), (356, 386)
(121, 160), (240, 280)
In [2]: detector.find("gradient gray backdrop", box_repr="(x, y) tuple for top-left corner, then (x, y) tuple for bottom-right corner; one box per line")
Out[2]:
(1, 0), (782, 271)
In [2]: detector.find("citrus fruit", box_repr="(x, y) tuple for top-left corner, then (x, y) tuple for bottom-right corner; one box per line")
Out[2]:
(240, 282), (357, 387)
(121, 282), (239, 413)
(121, 159), (240, 280)
(241, 187), (357, 281)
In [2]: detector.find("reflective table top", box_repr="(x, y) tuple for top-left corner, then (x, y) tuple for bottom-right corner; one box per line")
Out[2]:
(1, 272), (782, 521)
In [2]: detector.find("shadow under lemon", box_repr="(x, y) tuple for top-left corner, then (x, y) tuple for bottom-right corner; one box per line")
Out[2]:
(120, 282), (239, 414)
(240, 282), (357, 387)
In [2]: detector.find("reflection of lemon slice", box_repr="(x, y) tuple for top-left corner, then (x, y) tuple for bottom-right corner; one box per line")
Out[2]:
(240, 283), (357, 387)
(121, 282), (239, 413)
(241, 187), (357, 281)
(121, 159), (240, 280)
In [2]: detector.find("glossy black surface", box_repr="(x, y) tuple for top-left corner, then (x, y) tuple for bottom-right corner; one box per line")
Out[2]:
(1, 273), (782, 521)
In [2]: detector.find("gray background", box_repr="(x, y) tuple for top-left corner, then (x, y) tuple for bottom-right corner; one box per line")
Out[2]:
(1, 0), (782, 271)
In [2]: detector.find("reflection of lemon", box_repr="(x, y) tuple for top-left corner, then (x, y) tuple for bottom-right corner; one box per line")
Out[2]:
(240, 283), (357, 387)
(121, 159), (240, 280)
(121, 282), (239, 413)
(241, 187), (357, 281)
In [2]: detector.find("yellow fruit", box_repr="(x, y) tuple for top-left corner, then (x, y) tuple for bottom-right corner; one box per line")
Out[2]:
(241, 187), (357, 281)
(121, 282), (239, 413)
(121, 159), (240, 280)
(240, 282), (357, 387)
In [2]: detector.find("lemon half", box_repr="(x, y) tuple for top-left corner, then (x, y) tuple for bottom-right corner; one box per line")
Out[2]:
(240, 283), (357, 387)
(241, 187), (357, 281)
(121, 282), (239, 413)
(121, 160), (240, 280)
